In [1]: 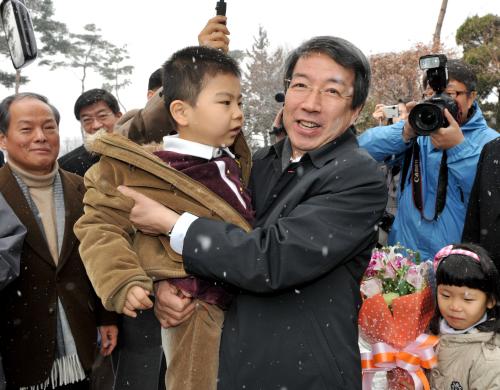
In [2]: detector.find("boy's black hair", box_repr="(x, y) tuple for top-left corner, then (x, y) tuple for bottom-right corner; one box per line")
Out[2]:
(162, 46), (241, 131)
(430, 243), (500, 334)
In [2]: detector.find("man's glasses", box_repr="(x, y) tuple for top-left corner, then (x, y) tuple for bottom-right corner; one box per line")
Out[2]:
(80, 111), (115, 128)
(445, 90), (469, 99)
(422, 90), (470, 99)
(285, 79), (352, 101)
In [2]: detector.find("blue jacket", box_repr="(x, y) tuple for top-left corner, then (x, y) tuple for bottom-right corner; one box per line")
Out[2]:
(359, 102), (498, 260)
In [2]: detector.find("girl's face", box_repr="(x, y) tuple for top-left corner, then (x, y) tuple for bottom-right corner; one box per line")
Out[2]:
(437, 284), (496, 330)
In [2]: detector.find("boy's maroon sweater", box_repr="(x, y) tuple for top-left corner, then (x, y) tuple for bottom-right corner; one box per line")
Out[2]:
(154, 150), (254, 309)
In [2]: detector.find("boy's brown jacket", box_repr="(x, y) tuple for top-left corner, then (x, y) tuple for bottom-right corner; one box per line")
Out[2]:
(74, 131), (252, 313)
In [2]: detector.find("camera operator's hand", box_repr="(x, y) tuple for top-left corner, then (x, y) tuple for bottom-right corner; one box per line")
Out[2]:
(198, 16), (230, 53)
(430, 109), (464, 150)
(372, 104), (386, 125)
(402, 101), (418, 143)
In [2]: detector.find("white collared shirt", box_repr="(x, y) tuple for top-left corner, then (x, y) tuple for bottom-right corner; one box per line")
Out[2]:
(162, 135), (244, 253)
(163, 134), (235, 160)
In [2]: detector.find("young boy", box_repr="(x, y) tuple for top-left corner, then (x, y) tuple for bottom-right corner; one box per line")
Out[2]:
(74, 46), (254, 390)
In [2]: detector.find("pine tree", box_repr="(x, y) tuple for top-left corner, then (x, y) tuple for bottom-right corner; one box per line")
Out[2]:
(242, 26), (285, 150)
(100, 44), (134, 112)
(456, 14), (499, 128)
(47, 23), (112, 94)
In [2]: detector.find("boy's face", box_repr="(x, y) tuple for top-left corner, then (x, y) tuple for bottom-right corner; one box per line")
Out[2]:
(182, 73), (243, 147)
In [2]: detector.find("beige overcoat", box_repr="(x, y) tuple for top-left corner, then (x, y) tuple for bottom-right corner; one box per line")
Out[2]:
(74, 131), (252, 313)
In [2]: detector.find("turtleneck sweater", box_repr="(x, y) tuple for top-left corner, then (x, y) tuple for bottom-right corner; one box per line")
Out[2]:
(8, 161), (60, 265)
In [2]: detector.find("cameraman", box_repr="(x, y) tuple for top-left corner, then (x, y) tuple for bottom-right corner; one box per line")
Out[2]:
(367, 99), (409, 247)
(359, 60), (498, 260)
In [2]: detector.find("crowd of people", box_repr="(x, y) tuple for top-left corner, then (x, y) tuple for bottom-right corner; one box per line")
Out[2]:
(1, 14), (499, 390)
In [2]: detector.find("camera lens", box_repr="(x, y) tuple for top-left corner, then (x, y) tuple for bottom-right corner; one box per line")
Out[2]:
(409, 102), (444, 136)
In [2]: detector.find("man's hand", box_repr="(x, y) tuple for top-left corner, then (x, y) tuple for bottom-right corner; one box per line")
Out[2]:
(402, 101), (418, 143)
(198, 16), (230, 53)
(372, 104), (386, 125)
(154, 280), (196, 328)
(123, 286), (153, 318)
(98, 325), (118, 356)
(117, 186), (180, 236)
(430, 109), (464, 150)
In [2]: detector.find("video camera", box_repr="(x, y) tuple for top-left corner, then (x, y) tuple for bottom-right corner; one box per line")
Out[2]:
(408, 54), (459, 136)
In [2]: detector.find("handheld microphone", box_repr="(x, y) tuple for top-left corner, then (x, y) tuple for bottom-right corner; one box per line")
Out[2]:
(215, 0), (226, 16)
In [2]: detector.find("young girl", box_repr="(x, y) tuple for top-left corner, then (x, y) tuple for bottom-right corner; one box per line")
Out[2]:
(430, 243), (500, 390)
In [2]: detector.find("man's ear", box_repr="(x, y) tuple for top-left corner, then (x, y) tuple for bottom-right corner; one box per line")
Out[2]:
(0, 132), (7, 150)
(350, 106), (363, 126)
(467, 91), (478, 108)
(170, 100), (190, 127)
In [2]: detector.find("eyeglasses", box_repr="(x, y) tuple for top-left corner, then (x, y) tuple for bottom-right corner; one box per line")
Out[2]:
(445, 90), (469, 99)
(80, 111), (115, 128)
(284, 79), (353, 101)
(422, 90), (470, 99)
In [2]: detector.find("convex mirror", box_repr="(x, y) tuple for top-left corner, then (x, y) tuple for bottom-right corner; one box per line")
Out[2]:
(1, 0), (37, 69)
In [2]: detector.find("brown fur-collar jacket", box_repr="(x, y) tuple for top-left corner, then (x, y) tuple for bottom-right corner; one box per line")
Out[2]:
(74, 131), (252, 313)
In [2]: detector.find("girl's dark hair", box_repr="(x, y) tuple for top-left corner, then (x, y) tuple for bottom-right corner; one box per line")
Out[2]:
(430, 243), (500, 334)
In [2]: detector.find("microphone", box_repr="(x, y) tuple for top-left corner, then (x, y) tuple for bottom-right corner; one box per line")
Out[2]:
(275, 92), (285, 103)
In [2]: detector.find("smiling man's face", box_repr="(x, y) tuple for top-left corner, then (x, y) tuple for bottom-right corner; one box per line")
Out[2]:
(0, 97), (60, 175)
(282, 52), (361, 159)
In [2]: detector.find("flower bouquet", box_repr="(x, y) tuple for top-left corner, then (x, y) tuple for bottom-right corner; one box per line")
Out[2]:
(358, 245), (437, 390)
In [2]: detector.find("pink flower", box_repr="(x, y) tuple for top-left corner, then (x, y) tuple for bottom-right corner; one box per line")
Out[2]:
(361, 277), (383, 298)
(388, 255), (403, 272)
(383, 262), (397, 278)
(366, 255), (384, 274)
(405, 267), (422, 289)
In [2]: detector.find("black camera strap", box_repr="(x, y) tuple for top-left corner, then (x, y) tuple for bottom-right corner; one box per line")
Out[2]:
(409, 142), (448, 221)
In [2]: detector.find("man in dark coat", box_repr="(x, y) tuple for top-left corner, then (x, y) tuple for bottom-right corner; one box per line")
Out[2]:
(0, 93), (118, 389)
(118, 36), (387, 390)
(58, 89), (122, 176)
(0, 193), (26, 389)
(463, 137), (500, 270)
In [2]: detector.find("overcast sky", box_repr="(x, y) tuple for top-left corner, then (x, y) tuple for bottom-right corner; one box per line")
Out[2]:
(1, 0), (499, 142)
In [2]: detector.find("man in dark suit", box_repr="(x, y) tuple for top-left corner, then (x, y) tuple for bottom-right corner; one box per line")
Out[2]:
(58, 89), (122, 176)
(0, 151), (4, 167)
(0, 193), (26, 388)
(118, 36), (387, 389)
(0, 92), (118, 389)
(463, 137), (500, 270)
